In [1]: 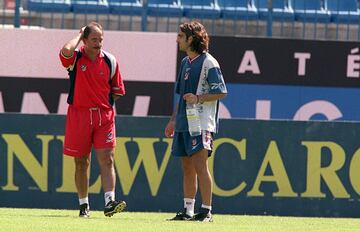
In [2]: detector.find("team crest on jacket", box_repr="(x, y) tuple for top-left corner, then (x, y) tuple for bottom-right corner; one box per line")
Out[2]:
(81, 64), (87, 72)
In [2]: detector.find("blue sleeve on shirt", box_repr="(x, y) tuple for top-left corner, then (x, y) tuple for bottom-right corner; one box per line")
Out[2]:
(207, 67), (227, 94)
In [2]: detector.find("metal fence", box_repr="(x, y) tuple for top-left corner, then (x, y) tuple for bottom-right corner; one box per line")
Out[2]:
(2, 0), (360, 41)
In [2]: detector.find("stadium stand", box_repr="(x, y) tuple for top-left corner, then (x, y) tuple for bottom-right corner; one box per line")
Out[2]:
(327, 0), (360, 23)
(217, 0), (258, 20)
(108, 0), (143, 15)
(4, 0), (360, 40)
(181, 0), (221, 19)
(292, 0), (331, 22)
(255, 0), (295, 21)
(147, 0), (182, 17)
(71, 0), (110, 14)
(23, 0), (360, 23)
(27, 0), (71, 12)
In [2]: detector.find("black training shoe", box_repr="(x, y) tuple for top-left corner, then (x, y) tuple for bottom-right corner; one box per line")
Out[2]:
(167, 209), (193, 221)
(104, 200), (126, 217)
(79, 203), (90, 218)
(193, 208), (213, 222)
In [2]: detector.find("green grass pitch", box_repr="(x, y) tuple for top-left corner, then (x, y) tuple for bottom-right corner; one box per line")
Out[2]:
(1, 208), (360, 231)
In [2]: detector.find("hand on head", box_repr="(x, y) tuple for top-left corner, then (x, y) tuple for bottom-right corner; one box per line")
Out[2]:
(79, 26), (86, 38)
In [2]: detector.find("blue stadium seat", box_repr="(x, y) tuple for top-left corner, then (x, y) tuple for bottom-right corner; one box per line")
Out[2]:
(147, 0), (183, 17)
(182, 0), (221, 19)
(27, 0), (71, 13)
(72, 0), (110, 14)
(109, 0), (143, 15)
(255, 0), (295, 21)
(292, 0), (330, 22)
(218, 0), (258, 20)
(326, 0), (360, 23)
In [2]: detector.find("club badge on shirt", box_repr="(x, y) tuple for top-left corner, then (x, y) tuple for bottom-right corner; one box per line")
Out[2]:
(184, 68), (191, 80)
(184, 72), (189, 80)
(81, 64), (87, 72)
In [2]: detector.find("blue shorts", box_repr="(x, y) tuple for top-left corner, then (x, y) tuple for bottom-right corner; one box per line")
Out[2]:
(171, 131), (213, 157)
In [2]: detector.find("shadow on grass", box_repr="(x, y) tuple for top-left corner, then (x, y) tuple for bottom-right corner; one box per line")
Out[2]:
(23, 214), (118, 220)
(22, 214), (74, 218)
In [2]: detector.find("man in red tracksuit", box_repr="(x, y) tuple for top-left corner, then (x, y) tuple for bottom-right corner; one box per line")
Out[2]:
(59, 21), (126, 218)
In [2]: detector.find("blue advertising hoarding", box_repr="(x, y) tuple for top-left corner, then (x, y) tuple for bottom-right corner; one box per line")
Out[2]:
(222, 84), (360, 120)
(1, 114), (360, 217)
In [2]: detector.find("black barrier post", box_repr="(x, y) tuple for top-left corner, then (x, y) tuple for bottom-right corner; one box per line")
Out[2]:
(14, 0), (21, 28)
(267, 0), (273, 37)
(141, 0), (148, 31)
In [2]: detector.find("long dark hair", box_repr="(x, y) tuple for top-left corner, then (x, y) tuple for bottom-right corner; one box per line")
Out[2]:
(180, 21), (209, 54)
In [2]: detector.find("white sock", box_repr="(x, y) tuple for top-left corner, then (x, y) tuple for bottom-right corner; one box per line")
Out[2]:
(201, 204), (212, 211)
(184, 198), (195, 216)
(79, 197), (89, 208)
(104, 191), (115, 206)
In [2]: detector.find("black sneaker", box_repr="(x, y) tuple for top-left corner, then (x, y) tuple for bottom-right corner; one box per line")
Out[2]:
(167, 209), (193, 221)
(79, 203), (90, 218)
(104, 200), (126, 217)
(193, 208), (213, 222)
